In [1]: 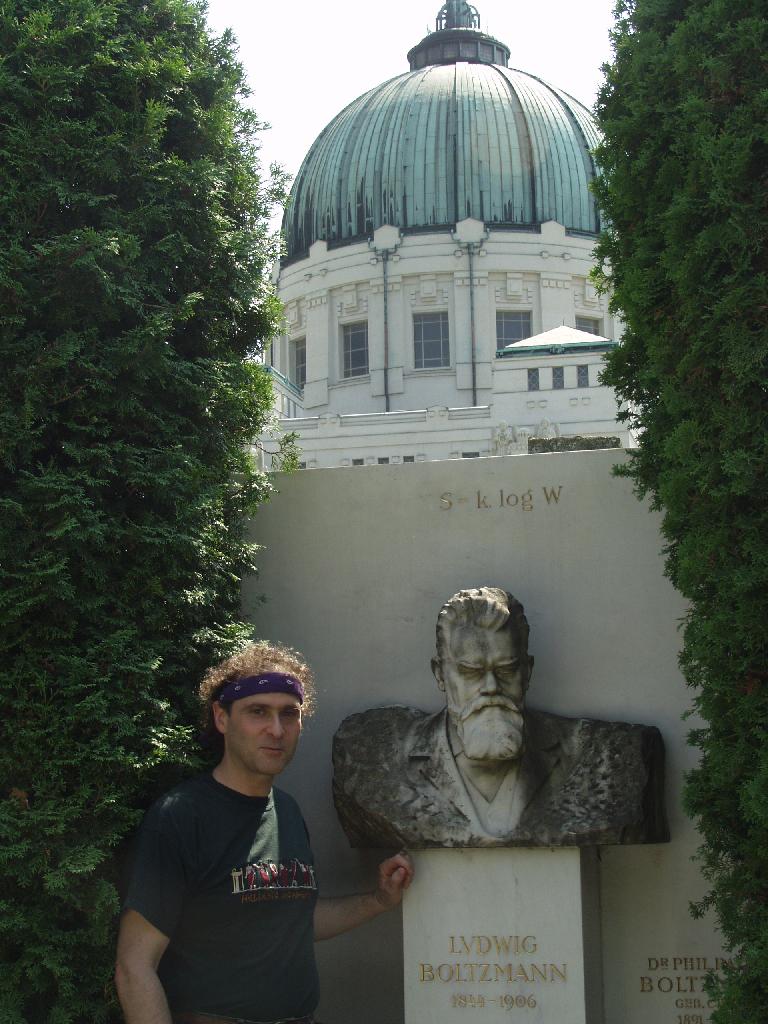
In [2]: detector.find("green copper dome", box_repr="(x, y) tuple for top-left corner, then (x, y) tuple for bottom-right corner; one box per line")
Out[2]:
(283, 9), (601, 261)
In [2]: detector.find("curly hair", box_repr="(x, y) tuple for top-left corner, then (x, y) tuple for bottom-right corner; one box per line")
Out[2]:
(198, 641), (316, 753)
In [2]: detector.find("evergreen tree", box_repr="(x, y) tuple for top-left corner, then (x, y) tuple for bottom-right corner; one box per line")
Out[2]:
(594, 1), (768, 1020)
(0, 0), (286, 1018)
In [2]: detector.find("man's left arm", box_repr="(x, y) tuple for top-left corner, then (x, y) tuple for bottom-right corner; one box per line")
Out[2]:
(314, 852), (414, 941)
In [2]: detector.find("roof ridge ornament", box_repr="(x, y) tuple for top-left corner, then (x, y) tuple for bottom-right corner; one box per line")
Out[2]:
(436, 0), (480, 31)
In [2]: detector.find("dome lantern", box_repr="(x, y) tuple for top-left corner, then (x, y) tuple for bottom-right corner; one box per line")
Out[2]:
(407, 0), (510, 70)
(436, 1), (480, 30)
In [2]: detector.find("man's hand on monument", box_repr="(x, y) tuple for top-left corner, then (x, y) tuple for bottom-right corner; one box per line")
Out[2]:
(313, 852), (414, 940)
(374, 851), (415, 909)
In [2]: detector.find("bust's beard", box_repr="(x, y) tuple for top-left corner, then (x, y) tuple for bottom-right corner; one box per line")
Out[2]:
(456, 705), (525, 762)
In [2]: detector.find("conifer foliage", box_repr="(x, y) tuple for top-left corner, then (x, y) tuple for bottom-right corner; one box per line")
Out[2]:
(0, 0), (284, 1018)
(594, 1), (768, 1019)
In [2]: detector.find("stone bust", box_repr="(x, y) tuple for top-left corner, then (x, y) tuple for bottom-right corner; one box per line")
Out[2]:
(333, 587), (669, 848)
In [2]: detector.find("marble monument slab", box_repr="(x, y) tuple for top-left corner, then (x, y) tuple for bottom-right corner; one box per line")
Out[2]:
(403, 848), (602, 1024)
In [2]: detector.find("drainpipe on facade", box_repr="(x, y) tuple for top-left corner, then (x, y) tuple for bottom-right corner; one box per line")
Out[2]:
(452, 230), (488, 408)
(382, 249), (390, 412)
(369, 235), (401, 413)
(467, 243), (477, 407)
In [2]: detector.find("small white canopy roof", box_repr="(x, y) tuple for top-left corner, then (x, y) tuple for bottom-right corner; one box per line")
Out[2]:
(502, 325), (610, 350)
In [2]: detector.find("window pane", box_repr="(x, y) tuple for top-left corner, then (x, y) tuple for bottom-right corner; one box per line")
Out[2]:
(292, 338), (306, 389)
(576, 316), (601, 335)
(577, 364), (590, 387)
(497, 311), (532, 347)
(527, 368), (540, 391)
(343, 322), (368, 378)
(552, 366), (564, 389)
(414, 312), (450, 368)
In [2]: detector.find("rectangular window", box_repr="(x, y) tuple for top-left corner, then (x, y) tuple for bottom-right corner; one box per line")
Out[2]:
(527, 368), (540, 391)
(377, 457), (389, 465)
(577, 364), (590, 388)
(352, 458), (364, 466)
(403, 455), (415, 463)
(576, 316), (601, 336)
(461, 452), (480, 459)
(414, 312), (450, 369)
(342, 322), (369, 378)
(291, 338), (306, 389)
(552, 366), (564, 390)
(496, 311), (532, 347)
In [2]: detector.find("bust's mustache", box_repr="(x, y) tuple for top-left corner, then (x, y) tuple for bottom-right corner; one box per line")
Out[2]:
(458, 695), (523, 724)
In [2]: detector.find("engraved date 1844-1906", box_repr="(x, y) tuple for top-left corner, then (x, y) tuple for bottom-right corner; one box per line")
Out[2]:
(451, 993), (537, 1011)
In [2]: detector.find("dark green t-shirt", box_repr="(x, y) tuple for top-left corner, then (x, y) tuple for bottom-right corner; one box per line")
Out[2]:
(124, 774), (319, 1019)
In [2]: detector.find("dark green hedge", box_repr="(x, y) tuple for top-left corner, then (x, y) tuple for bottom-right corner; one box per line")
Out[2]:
(594, 1), (768, 1020)
(0, 1), (285, 1018)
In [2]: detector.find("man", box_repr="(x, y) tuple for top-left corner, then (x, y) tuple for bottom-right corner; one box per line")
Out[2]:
(333, 586), (668, 848)
(115, 641), (413, 1024)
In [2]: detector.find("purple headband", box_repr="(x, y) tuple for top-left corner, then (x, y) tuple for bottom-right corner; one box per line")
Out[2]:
(218, 673), (305, 705)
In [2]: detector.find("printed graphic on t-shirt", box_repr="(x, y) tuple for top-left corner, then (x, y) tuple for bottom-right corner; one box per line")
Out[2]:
(230, 858), (317, 903)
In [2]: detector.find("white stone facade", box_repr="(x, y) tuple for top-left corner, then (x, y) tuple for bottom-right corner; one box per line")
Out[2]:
(266, 219), (628, 468)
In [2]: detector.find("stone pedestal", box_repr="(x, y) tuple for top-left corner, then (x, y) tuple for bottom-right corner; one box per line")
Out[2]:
(403, 848), (603, 1024)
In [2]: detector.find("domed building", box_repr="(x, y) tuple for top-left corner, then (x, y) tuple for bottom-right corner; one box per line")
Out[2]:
(267, 1), (627, 467)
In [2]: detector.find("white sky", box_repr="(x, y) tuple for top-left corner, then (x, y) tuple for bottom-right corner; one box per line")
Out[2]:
(204, 0), (618, 215)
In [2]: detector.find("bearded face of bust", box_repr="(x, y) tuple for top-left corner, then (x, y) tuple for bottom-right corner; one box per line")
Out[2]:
(434, 622), (530, 764)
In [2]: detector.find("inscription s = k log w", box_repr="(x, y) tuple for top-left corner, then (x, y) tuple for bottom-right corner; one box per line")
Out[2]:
(439, 485), (563, 512)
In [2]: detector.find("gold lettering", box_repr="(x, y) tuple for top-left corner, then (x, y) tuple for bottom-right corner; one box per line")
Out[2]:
(440, 492), (453, 510)
(419, 963), (435, 982)
(476, 936), (492, 955)
(549, 964), (567, 983)
(495, 964), (512, 982)
(437, 963), (456, 982)
(521, 935), (537, 954)
(449, 936), (458, 954)
(479, 963), (491, 982)
(658, 977), (673, 993)
(493, 936), (512, 956)
(514, 965), (531, 983)
(530, 964), (548, 983)
(640, 977), (653, 993)
(542, 485), (562, 505)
